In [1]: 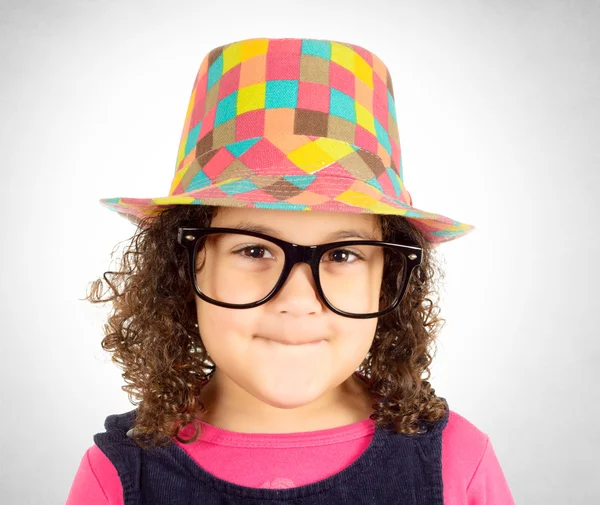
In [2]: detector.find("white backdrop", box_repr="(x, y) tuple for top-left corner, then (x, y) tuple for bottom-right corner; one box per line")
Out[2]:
(1, 0), (599, 503)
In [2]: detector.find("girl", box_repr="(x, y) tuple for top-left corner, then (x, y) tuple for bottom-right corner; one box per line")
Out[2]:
(66, 37), (515, 504)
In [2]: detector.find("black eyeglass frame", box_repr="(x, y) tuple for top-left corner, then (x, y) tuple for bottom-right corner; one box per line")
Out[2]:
(177, 226), (423, 319)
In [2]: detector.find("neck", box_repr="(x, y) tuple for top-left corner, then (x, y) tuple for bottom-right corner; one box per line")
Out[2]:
(194, 372), (373, 434)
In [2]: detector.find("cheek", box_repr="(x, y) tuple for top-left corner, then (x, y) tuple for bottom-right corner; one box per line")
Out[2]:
(332, 319), (377, 361)
(195, 300), (259, 349)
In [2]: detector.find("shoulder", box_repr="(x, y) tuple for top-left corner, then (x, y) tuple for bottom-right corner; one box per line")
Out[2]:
(442, 410), (512, 492)
(89, 444), (125, 503)
(88, 443), (122, 477)
(441, 409), (490, 486)
(443, 408), (515, 503)
(66, 445), (123, 505)
(444, 408), (490, 459)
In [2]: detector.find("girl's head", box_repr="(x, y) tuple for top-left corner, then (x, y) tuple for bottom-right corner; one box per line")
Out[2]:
(86, 203), (449, 448)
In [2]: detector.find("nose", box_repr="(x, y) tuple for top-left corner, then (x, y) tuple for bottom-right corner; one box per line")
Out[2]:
(269, 262), (323, 315)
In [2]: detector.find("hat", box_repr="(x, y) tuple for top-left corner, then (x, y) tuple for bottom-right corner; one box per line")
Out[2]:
(99, 37), (475, 244)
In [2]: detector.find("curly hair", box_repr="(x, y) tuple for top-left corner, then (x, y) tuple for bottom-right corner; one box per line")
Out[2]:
(85, 204), (449, 449)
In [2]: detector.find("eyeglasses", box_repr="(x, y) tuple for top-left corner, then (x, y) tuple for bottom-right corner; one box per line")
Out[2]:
(177, 227), (422, 319)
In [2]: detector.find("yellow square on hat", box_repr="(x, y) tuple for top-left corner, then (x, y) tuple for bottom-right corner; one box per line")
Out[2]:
(354, 54), (373, 89)
(355, 102), (376, 135)
(331, 42), (355, 73)
(287, 141), (336, 173)
(314, 137), (355, 160)
(237, 82), (266, 114)
(241, 38), (269, 62)
(222, 42), (242, 74)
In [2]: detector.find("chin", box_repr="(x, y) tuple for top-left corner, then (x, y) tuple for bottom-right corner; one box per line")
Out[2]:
(254, 378), (326, 409)
(259, 394), (319, 410)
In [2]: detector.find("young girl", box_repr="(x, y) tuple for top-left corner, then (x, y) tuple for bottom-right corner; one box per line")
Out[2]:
(66, 37), (515, 504)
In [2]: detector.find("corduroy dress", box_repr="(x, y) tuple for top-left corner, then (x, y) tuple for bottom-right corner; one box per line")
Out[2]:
(93, 400), (449, 505)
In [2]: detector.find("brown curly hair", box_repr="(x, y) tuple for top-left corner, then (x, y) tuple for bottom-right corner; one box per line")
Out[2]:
(84, 204), (449, 449)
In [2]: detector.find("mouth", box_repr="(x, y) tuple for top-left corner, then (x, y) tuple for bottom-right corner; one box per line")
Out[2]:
(255, 336), (325, 347)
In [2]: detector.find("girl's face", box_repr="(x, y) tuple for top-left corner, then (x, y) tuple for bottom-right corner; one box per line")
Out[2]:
(194, 207), (382, 431)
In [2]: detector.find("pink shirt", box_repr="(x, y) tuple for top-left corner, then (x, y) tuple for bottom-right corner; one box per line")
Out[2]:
(66, 409), (515, 504)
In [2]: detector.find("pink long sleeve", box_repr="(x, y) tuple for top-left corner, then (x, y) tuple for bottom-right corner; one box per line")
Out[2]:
(466, 436), (515, 505)
(66, 409), (515, 504)
(66, 446), (117, 504)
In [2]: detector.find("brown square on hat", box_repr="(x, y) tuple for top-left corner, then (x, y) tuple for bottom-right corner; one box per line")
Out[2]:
(293, 109), (328, 137)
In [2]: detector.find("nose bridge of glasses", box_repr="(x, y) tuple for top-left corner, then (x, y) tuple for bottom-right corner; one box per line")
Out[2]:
(287, 243), (320, 267)
(276, 244), (321, 291)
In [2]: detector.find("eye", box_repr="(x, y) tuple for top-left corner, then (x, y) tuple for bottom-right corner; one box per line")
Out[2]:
(233, 244), (275, 260)
(323, 248), (364, 263)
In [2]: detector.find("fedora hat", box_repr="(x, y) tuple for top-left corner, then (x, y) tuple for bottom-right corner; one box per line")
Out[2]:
(100, 37), (475, 244)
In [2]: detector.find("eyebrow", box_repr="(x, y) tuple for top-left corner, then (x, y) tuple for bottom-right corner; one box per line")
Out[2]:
(225, 222), (380, 242)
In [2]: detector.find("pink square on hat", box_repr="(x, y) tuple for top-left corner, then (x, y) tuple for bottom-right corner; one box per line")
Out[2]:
(218, 65), (242, 100)
(268, 39), (302, 53)
(307, 168), (353, 197)
(191, 73), (208, 126)
(231, 188), (280, 203)
(235, 108), (266, 141)
(372, 94), (388, 129)
(329, 61), (355, 97)
(239, 137), (305, 175)
(372, 71), (388, 104)
(319, 163), (357, 182)
(372, 73), (388, 125)
(266, 53), (300, 80)
(355, 125), (379, 154)
(201, 148), (236, 180)
(376, 171), (396, 199)
(297, 81), (330, 113)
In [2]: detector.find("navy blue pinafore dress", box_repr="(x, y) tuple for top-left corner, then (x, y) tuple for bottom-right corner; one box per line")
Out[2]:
(94, 399), (449, 505)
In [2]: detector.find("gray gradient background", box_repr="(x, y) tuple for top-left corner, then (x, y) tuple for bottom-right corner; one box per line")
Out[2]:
(1, 0), (599, 503)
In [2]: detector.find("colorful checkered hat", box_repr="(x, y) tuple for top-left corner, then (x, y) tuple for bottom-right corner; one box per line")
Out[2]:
(100, 37), (475, 244)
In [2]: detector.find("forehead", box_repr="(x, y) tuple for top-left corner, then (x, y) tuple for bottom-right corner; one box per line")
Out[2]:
(210, 207), (382, 241)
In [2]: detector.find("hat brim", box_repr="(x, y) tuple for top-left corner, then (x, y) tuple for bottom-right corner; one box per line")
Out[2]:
(99, 176), (475, 245)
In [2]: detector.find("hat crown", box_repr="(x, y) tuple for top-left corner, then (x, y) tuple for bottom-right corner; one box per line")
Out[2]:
(169, 37), (410, 204)
(99, 37), (476, 244)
